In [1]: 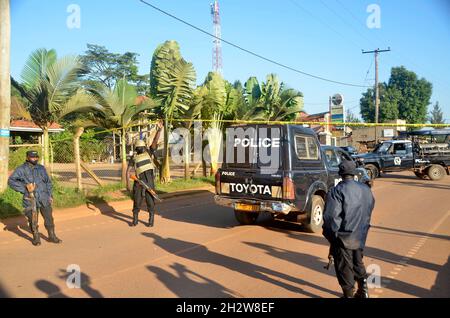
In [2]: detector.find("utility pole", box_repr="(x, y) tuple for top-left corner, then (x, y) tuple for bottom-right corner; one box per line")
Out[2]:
(362, 47), (390, 143)
(0, 0), (11, 193)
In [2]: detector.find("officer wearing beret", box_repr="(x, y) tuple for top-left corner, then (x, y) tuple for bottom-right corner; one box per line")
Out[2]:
(322, 159), (375, 298)
(8, 151), (62, 246)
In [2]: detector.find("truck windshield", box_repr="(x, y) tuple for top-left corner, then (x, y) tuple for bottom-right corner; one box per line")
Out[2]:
(373, 142), (391, 153)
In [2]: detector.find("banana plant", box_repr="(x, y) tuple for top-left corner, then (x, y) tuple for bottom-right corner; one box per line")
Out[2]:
(150, 41), (196, 183)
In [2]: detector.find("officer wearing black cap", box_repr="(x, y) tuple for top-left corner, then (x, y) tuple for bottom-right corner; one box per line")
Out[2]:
(322, 158), (375, 298)
(126, 121), (163, 227)
(8, 150), (62, 246)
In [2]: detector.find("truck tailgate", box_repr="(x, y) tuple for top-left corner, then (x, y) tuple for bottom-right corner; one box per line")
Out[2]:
(217, 168), (283, 201)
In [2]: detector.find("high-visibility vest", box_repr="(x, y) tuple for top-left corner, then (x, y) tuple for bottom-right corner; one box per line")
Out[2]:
(134, 152), (155, 176)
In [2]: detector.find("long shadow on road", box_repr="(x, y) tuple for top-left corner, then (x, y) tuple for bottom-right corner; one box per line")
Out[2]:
(159, 193), (237, 229)
(263, 221), (449, 297)
(147, 263), (237, 297)
(142, 232), (340, 297)
(35, 271), (103, 298)
(86, 197), (134, 226)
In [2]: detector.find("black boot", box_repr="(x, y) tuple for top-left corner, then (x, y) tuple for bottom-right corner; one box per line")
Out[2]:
(47, 228), (62, 244)
(147, 211), (154, 227)
(354, 279), (369, 298)
(131, 213), (139, 227)
(341, 288), (355, 298)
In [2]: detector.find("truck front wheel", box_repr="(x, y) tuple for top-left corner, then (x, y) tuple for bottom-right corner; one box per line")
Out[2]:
(365, 164), (379, 180)
(234, 210), (259, 225)
(301, 195), (325, 233)
(414, 171), (427, 179)
(426, 165), (446, 181)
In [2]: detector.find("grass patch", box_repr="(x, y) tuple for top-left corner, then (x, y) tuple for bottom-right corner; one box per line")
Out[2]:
(0, 176), (215, 219)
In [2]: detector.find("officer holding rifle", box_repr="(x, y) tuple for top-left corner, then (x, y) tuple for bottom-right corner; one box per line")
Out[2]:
(8, 151), (62, 246)
(126, 120), (163, 227)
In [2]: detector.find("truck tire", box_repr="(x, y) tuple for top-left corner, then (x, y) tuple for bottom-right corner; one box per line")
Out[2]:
(301, 195), (325, 233)
(365, 164), (379, 180)
(414, 171), (427, 179)
(427, 165), (446, 181)
(234, 210), (259, 225)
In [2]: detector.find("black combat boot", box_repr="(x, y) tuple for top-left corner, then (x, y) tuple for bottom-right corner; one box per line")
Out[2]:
(354, 279), (369, 298)
(147, 211), (154, 227)
(29, 222), (41, 246)
(47, 228), (62, 244)
(341, 288), (355, 298)
(131, 213), (139, 226)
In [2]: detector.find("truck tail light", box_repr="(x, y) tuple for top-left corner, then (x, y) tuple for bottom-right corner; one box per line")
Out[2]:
(283, 176), (295, 200)
(215, 171), (221, 194)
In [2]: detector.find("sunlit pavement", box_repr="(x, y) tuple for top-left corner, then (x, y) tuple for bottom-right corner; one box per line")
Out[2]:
(0, 171), (448, 298)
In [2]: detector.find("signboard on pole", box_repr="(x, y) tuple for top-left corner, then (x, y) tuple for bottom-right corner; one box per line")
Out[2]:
(330, 94), (345, 129)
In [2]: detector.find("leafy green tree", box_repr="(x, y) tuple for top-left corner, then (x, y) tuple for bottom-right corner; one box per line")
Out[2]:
(81, 44), (148, 95)
(12, 48), (97, 166)
(389, 66), (432, 124)
(150, 40), (196, 183)
(360, 84), (399, 123)
(360, 66), (432, 124)
(428, 102), (444, 124)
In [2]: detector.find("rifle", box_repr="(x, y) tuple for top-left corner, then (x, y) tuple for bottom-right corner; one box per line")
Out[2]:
(324, 246), (334, 270)
(130, 175), (162, 202)
(25, 183), (39, 230)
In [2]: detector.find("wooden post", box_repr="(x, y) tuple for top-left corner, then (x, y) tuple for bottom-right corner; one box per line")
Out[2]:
(74, 126), (84, 191)
(184, 133), (190, 180)
(0, 0), (11, 192)
(112, 130), (116, 162)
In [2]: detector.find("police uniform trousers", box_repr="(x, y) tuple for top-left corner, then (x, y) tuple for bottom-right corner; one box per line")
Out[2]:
(331, 240), (368, 293)
(132, 170), (156, 216)
(25, 204), (55, 232)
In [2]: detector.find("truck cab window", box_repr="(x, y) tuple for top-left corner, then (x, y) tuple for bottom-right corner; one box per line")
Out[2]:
(295, 135), (319, 160)
(324, 149), (339, 167)
(393, 143), (407, 155)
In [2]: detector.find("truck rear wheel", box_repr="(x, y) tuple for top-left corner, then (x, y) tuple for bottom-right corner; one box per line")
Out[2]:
(234, 210), (259, 225)
(301, 195), (325, 233)
(365, 164), (379, 180)
(427, 165), (446, 181)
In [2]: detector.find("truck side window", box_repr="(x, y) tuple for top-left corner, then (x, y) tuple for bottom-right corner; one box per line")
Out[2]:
(324, 149), (339, 167)
(295, 135), (319, 160)
(393, 143), (407, 155)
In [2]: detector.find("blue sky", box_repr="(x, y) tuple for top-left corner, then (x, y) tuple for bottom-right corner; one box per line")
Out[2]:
(10, 0), (450, 122)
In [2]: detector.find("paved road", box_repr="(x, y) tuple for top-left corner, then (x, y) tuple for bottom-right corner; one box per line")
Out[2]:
(0, 171), (449, 298)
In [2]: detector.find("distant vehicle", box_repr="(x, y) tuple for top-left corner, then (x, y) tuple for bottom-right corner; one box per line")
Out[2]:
(339, 146), (358, 156)
(354, 129), (450, 180)
(214, 124), (372, 233)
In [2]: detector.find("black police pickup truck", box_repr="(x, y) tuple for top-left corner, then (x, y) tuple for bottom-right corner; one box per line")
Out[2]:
(354, 129), (450, 180)
(214, 124), (371, 233)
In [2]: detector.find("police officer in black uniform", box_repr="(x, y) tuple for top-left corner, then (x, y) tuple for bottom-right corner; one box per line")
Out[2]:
(322, 159), (375, 298)
(8, 151), (62, 246)
(126, 121), (163, 227)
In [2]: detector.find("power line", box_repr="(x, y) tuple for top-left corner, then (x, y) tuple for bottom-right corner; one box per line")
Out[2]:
(139, 0), (371, 88)
(334, 0), (450, 91)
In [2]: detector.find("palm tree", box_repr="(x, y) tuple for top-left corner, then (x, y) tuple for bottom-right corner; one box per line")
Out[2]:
(88, 79), (159, 183)
(150, 41), (196, 183)
(12, 48), (97, 166)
